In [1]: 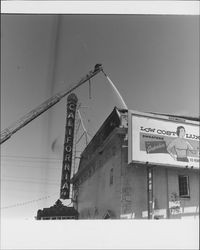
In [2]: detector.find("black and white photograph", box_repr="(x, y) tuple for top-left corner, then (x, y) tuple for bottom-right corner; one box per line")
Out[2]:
(1, 1), (199, 249)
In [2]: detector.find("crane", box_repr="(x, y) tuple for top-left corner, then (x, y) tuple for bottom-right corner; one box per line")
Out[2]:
(0, 64), (103, 145)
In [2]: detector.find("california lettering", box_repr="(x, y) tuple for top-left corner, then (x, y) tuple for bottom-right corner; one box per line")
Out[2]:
(60, 94), (78, 199)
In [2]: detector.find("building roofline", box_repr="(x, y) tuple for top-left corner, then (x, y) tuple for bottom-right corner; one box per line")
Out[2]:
(71, 107), (199, 183)
(71, 127), (126, 183)
(78, 107), (122, 158)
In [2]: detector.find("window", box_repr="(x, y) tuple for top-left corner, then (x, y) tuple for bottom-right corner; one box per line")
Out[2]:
(178, 175), (190, 197)
(110, 168), (114, 185)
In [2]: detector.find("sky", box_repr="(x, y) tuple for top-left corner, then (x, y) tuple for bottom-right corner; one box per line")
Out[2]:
(1, 13), (199, 220)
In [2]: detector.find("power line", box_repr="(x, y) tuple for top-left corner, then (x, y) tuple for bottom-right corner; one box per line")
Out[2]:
(1, 164), (61, 170)
(1, 194), (73, 210)
(1, 178), (59, 186)
(1, 157), (62, 164)
(2, 188), (52, 194)
(1, 155), (62, 161)
(1, 156), (81, 169)
(1, 154), (81, 161)
(1, 176), (59, 182)
(1, 153), (82, 160)
(0, 193), (58, 210)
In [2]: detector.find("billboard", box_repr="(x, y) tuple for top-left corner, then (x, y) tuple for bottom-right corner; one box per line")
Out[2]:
(128, 111), (199, 169)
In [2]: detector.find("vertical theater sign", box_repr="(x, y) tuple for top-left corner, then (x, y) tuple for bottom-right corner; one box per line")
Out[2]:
(60, 93), (78, 199)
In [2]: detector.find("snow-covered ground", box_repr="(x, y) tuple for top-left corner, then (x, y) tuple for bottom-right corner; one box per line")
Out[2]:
(1, 219), (199, 249)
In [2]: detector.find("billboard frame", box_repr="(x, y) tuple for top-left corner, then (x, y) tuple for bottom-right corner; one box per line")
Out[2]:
(128, 110), (199, 169)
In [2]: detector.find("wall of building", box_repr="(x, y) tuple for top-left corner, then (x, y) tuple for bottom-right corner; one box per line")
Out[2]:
(121, 143), (199, 219)
(76, 130), (123, 219)
(152, 167), (169, 219)
(73, 120), (199, 220)
(121, 163), (148, 219)
(167, 168), (199, 219)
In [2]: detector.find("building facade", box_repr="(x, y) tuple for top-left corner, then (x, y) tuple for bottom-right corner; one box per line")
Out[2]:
(71, 108), (199, 219)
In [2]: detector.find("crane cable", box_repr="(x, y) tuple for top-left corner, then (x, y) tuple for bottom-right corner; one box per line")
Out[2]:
(89, 79), (92, 99)
(102, 70), (128, 110)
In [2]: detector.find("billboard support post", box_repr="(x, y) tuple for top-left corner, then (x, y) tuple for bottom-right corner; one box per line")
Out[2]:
(147, 164), (153, 219)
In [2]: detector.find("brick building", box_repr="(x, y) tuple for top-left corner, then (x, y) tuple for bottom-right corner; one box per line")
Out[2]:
(71, 108), (199, 219)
